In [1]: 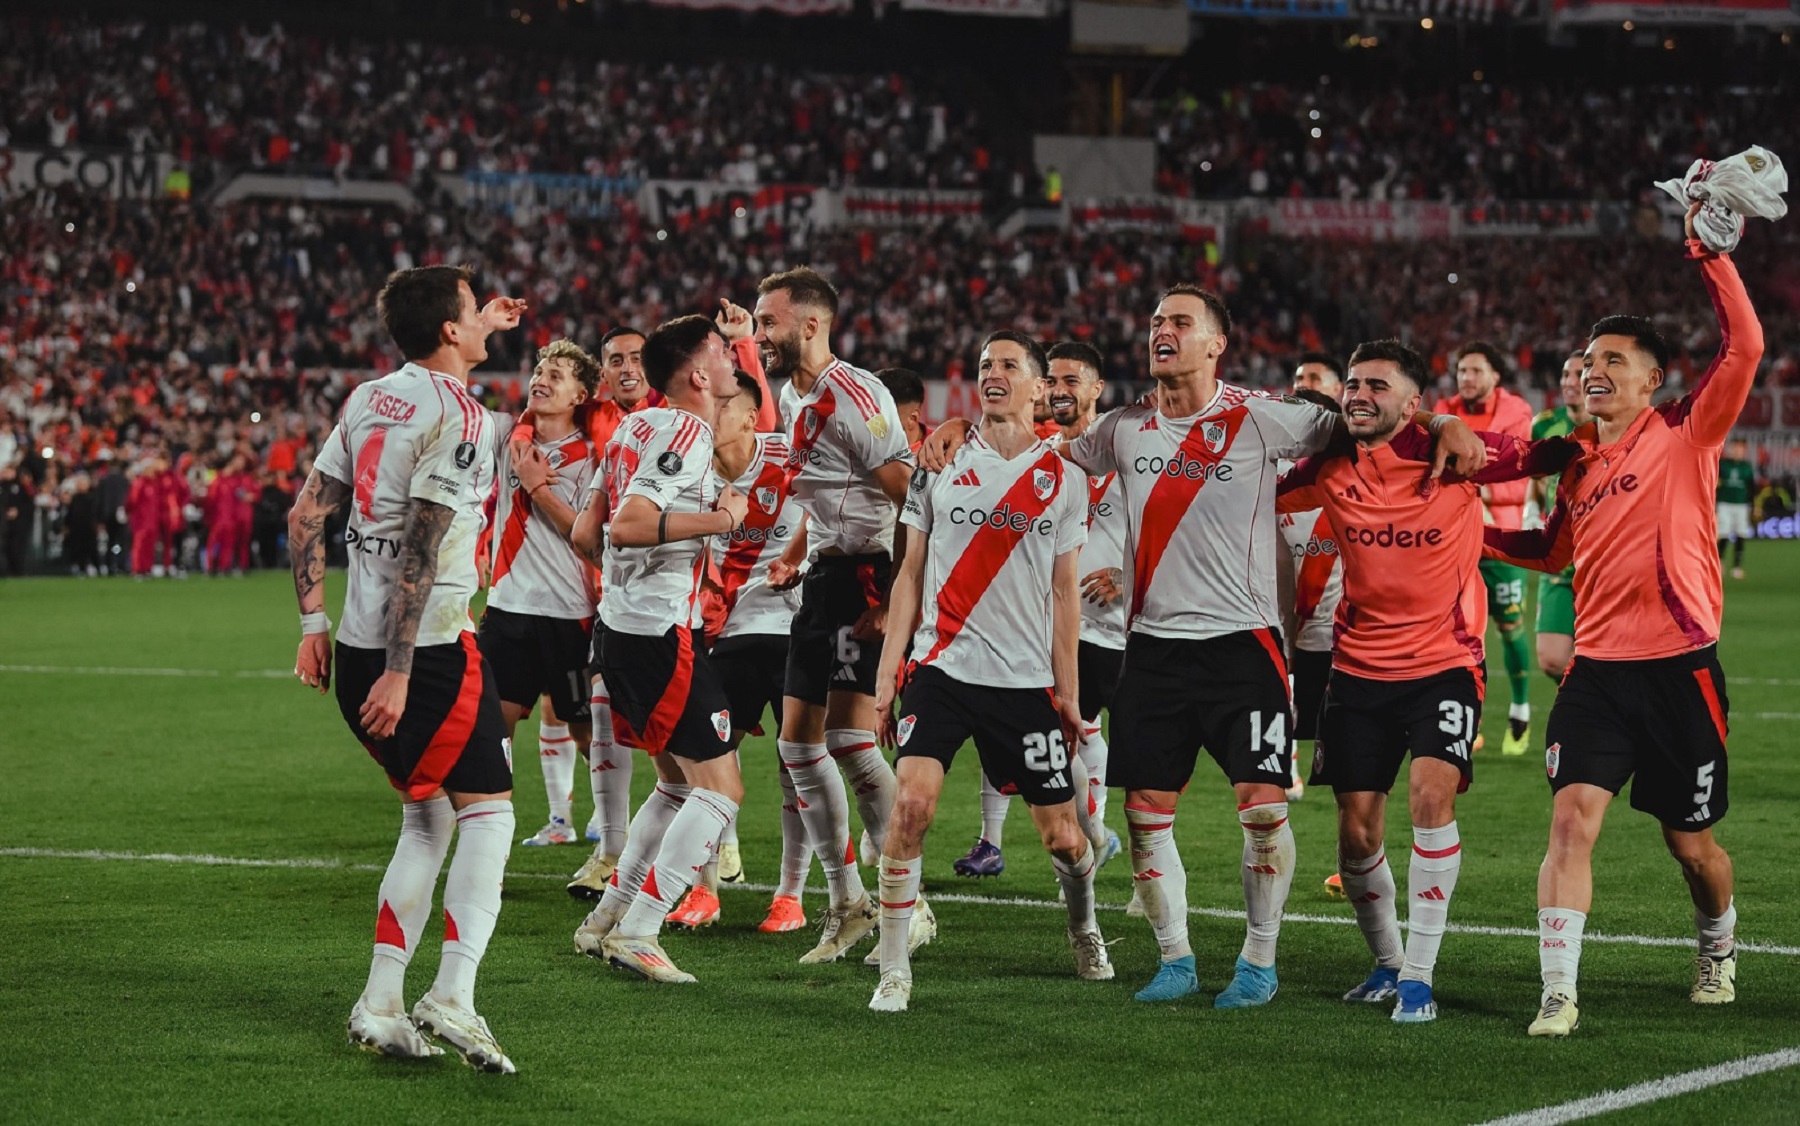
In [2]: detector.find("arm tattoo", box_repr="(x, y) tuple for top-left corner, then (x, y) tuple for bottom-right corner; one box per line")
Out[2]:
(289, 470), (351, 612)
(385, 498), (455, 675)
(576, 490), (608, 568)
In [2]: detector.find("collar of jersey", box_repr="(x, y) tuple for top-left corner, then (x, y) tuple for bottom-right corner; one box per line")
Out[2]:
(1151, 380), (1228, 423)
(967, 426), (1052, 463)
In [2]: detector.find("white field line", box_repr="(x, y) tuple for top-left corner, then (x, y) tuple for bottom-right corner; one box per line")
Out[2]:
(5, 846), (1798, 957)
(1469, 1048), (1800, 1126)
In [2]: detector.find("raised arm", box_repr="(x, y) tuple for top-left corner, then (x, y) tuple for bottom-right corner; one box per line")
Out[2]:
(287, 468), (352, 694)
(718, 299), (780, 433)
(1665, 237), (1766, 448)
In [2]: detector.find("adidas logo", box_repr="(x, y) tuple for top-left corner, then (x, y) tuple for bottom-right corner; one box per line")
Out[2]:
(1417, 886), (1447, 901)
(1047, 771), (1068, 788)
(1258, 752), (1284, 774)
(952, 469), (982, 487)
(1246, 863), (1278, 875)
(1139, 416), (1159, 431)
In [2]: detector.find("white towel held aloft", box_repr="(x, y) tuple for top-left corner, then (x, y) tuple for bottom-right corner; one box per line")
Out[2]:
(1655, 145), (1789, 254)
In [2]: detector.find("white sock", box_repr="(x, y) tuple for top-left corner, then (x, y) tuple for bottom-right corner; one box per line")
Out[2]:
(780, 738), (863, 907)
(432, 800), (515, 1010)
(829, 729), (894, 855)
(1340, 847), (1403, 970)
(364, 796), (454, 1011)
(978, 771), (1010, 849)
(1697, 899), (1737, 958)
(1053, 842), (1098, 934)
(619, 790), (738, 938)
(592, 783), (687, 926)
(589, 683), (630, 858)
(1509, 701), (1531, 723)
(1078, 723), (1110, 830)
(1126, 802), (1192, 961)
(776, 761), (813, 900)
(538, 720), (577, 825)
(1239, 801), (1295, 968)
(1402, 821), (1462, 987)
(1538, 906), (1587, 998)
(877, 854), (921, 979)
(719, 751), (741, 847)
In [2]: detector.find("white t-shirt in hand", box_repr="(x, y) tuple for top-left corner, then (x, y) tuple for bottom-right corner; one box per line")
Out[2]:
(780, 360), (913, 557)
(594, 407), (717, 637)
(901, 432), (1087, 690)
(314, 363), (498, 650)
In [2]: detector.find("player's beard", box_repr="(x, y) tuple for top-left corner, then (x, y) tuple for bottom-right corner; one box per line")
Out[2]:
(761, 333), (802, 380)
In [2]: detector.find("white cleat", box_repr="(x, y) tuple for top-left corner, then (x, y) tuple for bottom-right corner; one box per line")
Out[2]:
(602, 934), (697, 984)
(868, 971), (913, 1013)
(410, 994), (516, 1074)
(1070, 927), (1116, 981)
(1691, 952), (1738, 1004)
(801, 895), (880, 965)
(347, 998), (443, 1059)
(566, 851), (618, 900)
(859, 830), (878, 868)
(520, 817), (577, 847)
(573, 910), (620, 957)
(718, 842), (745, 884)
(864, 896), (939, 965)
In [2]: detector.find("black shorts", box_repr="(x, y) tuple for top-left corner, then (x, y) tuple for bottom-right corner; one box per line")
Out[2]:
(1109, 629), (1294, 792)
(785, 552), (889, 705)
(476, 605), (592, 723)
(335, 634), (513, 801)
(1292, 646), (1332, 742)
(710, 633), (788, 738)
(1544, 646), (1731, 830)
(1077, 640), (1124, 722)
(894, 664), (1075, 807)
(595, 622), (734, 761)
(1312, 666), (1483, 794)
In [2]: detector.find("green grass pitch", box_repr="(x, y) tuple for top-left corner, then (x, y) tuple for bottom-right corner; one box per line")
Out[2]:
(2, 548), (1798, 1123)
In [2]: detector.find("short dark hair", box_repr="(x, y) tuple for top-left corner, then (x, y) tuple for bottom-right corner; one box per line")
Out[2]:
(536, 339), (601, 396)
(377, 265), (473, 361)
(733, 369), (763, 412)
(758, 267), (839, 320)
(1290, 387), (1343, 414)
(1588, 315), (1671, 370)
(1347, 338), (1429, 392)
(641, 315), (725, 394)
(1296, 351), (1344, 382)
(981, 330), (1049, 381)
(1046, 341), (1104, 378)
(1457, 340), (1509, 378)
(1159, 283), (1232, 337)
(600, 326), (645, 353)
(876, 368), (925, 407)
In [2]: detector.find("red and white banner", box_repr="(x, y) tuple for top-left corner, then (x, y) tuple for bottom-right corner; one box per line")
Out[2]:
(638, 180), (822, 231)
(1251, 199), (1454, 240)
(1553, 0), (1797, 24)
(643, 0), (850, 11)
(838, 187), (985, 226)
(899, 0), (1051, 14)
(1070, 196), (1232, 242)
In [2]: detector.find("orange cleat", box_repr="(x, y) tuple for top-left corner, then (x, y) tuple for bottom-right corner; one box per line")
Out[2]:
(1324, 872), (1345, 899)
(757, 894), (807, 933)
(668, 885), (721, 929)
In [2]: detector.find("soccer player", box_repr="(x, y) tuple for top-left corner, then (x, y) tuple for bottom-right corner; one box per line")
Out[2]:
(1435, 343), (1537, 755)
(921, 286), (1485, 1006)
(868, 332), (1110, 1012)
(757, 267), (927, 964)
(289, 265), (522, 1072)
(569, 315), (752, 984)
(1530, 351), (1592, 681)
(480, 340), (600, 848)
(1716, 438), (1755, 580)
(1292, 352), (1344, 399)
(954, 340), (1123, 879)
(1278, 339), (1575, 1024)
(1487, 208), (1762, 1036)
(667, 369), (813, 934)
(878, 368), (927, 452)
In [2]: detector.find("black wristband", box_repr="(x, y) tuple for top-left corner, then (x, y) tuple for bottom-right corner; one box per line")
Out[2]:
(658, 510), (669, 544)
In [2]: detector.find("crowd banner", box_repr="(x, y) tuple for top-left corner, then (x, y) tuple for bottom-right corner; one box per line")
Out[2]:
(1185, 0), (1350, 16)
(899, 0), (1050, 14)
(1552, 0), (1798, 24)
(1246, 199), (1455, 240)
(0, 148), (175, 199)
(1350, 0), (1502, 20)
(836, 186), (986, 226)
(1452, 200), (1635, 238)
(464, 172), (638, 220)
(638, 180), (823, 233)
(641, 0), (851, 12)
(1069, 196), (1233, 253)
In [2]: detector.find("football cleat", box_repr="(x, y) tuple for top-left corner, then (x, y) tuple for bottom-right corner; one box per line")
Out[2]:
(1502, 720), (1531, 757)
(1096, 829), (1122, 869)
(1070, 928), (1116, 981)
(952, 838), (1005, 878)
(348, 998), (443, 1059)
(758, 894), (807, 933)
(566, 851), (618, 900)
(1134, 955), (1201, 1002)
(669, 885), (721, 929)
(1731, 567), (1745, 581)
(1472, 733), (1486, 756)
(1324, 872), (1344, 899)
(520, 817), (577, 846)
(1691, 952), (1737, 1004)
(573, 909), (620, 957)
(717, 842), (745, 884)
(602, 934), (697, 984)
(1391, 979), (1438, 1023)
(799, 895), (879, 964)
(1285, 779), (1305, 802)
(1125, 885), (1147, 917)
(1528, 987), (1580, 1037)
(868, 970), (913, 1013)
(1343, 965), (1400, 1003)
(1214, 957), (1279, 1009)
(864, 896), (938, 965)
(410, 994), (516, 1074)
(585, 814), (603, 843)
(860, 830), (878, 868)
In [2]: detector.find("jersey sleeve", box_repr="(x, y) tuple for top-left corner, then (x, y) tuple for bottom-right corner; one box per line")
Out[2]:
(1661, 244), (1767, 449)
(1068, 407), (1123, 475)
(1275, 456), (1329, 513)
(1054, 465), (1088, 554)
(622, 421), (709, 510)
(1483, 495), (1574, 573)
(1248, 396), (1341, 460)
(900, 465), (933, 534)
(410, 400), (482, 505)
(313, 421), (352, 484)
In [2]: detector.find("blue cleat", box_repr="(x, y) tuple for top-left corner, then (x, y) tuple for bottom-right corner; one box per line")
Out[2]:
(1134, 955), (1201, 1003)
(1096, 830), (1122, 869)
(1213, 957), (1279, 1009)
(1343, 965), (1400, 1003)
(1391, 979), (1438, 1023)
(952, 837), (1005, 878)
